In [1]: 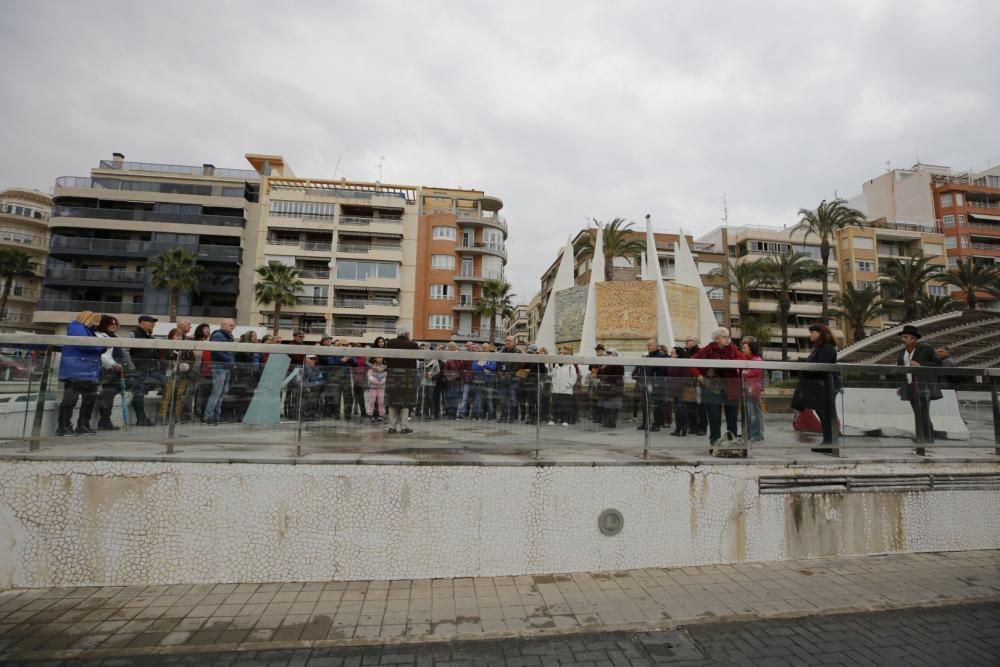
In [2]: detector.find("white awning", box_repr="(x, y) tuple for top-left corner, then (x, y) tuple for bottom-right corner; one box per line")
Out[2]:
(970, 213), (1000, 222)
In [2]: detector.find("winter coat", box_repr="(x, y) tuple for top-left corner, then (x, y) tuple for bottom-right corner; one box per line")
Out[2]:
(793, 343), (838, 411)
(209, 329), (236, 368)
(741, 354), (764, 399)
(367, 364), (387, 388)
(690, 342), (743, 401)
(550, 363), (581, 395)
(58, 320), (103, 383)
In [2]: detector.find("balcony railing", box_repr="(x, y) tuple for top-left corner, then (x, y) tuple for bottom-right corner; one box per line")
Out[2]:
(339, 216), (403, 226)
(35, 299), (237, 318)
(0, 205), (48, 222)
(0, 312), (32, 324)
(0, 229), (48, 249)
(455, 270), (504, 281)
(52, 205), (245, 228)
(296, 268), (330, 279)
(54, 176), (249, 199)
(454, 209), (508, 233)
(45, 268), (146, 285)
(336, 243), (402, 254)
(295, 295), (329, 306)
(328, 325), (400, 337)
(332, 297), (397, 309)
(48, 236), (242, 262)
(971, 243), (1000, 251)
(266, 238), (332, 252)
(458, 241), (507, 258)
(98, 160), (259, 180)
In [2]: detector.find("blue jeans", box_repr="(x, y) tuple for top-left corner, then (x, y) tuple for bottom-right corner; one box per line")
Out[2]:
(473, 384), (495, 419)
(204, 367), (230, 420)
(456, 383), (473, 418)
(744, 397), (763, 441)
(498, 383), (518, 420)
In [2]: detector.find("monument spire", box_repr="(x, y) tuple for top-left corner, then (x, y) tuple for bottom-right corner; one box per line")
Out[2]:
(534, 234), (577, 351)
(579, 221), (604, 355)
(645, 214), (674, 344)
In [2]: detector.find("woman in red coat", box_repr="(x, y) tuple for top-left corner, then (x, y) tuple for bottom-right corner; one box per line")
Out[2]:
(689, 327), (743, 447)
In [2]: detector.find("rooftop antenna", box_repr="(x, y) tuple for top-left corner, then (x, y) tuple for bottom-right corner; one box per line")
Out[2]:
(375, 155), (385, 182)
(331, 155), (341, 180)
(885, 160), (891, 172)
(722, 193), (729, 227)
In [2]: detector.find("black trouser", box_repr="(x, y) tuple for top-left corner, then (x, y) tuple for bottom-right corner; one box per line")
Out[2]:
(815, 401), (835, 444)
(672, 397), (688, 432)
(59, 380), (98, 430)
(640, 384), (664, 427)
(351, 385), (367, 417)
(97, 375), (119, 425)
(323, 379), (348, 418)
(519, 385), (538, 423)
(910, 396), (934, 444)
(552, 393), (573, 423)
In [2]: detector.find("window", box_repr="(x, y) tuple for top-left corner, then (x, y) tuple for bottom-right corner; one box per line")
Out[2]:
(923, 243), (943, 255)
(431, 254), (455, 270)
(851, 237), (874, 250)
(698, 261), (721, 275)
(940, 193), (953, 207)
(432, 226), (456, 240)
(948, 257), (958, 269)
(942, 215), (955, 228)
(856, 260), (875, 272)
(958, 214), (966, 226)
(944, 236), (957, 248)
(927, 285), (947, 296)
(428, 314), (453, 330)
(961, 235), (970, 248)
(856, 280), (878, 289)
(713, 310), (725, 323)
(955, 193), (964, 207)
(430, 284), (453, 299)
(335, 260), (399, 280)
(988, 175), (1000, 188)
(612, 256), (634, 269)
(706, 287), (724, 300)
(270, 199), (334, 219)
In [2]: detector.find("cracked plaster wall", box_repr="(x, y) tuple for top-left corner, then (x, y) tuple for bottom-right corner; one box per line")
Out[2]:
(0, 460), (997, 588)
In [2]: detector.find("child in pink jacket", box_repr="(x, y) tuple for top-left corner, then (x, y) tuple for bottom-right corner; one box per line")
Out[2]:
(366, 357), (387, 423)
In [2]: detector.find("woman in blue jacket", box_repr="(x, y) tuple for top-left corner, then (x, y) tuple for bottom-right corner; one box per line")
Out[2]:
(57, 310), (105, 436)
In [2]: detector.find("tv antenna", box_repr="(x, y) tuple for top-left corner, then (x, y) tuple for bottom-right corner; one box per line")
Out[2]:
(331, 156), (341, 180)
(375, 155), (385, 182)
(722, 193), (729, 226)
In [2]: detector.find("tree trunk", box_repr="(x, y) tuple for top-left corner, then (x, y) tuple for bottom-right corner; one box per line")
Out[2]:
(778, 296), (790, 361)
(968, 291), (978, 310)
(738, 295), (750, 321)
(820, 241), (830, 323)
(604, 252), (614, 282)
(853, 323), (865, 343)
(904, 295), (917, 322)
(0, 276), (11, 320)
(170, 288), (179, 323)
(272, 303), (281, 337)
(483, 312), (492, 344)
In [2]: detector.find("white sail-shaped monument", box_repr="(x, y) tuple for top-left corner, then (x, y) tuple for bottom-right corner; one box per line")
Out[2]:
(645, 216), (675, 344)
(534, 235), (576, 353)
(579, 223), (604, 355)
(674, 226), (719, 342)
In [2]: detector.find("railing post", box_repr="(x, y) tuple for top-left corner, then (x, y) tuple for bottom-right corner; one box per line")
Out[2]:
(21, 351), (35, 442)
(990, 375), (1000, 457)
(828, 371), (841, 458)
(295, 360), (305, 457)
(165, 353), (182, 454)
(29, 346), (53, 451)
(642, 371), (650, 460)
(534, 365), (541, 459)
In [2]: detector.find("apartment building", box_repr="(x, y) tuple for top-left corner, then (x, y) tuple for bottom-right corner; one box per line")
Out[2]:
(536, 230), (730, 333)
(247, 155), (418, 341)
(0, 188), (51, 331)
(836, 219), (947, 334)
(34, 154), (256, 332)
(852, 161), (1000, 310)
(503, 304), (530, 346)
(415, 189), (508, 343)
(698, 225), (846, 358)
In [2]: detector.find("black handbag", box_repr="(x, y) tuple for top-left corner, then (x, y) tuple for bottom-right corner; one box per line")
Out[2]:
(790, 384), (807, 411)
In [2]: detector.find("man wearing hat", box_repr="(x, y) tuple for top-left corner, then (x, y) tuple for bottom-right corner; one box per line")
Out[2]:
(897, 324), (942, 448)
(124, 315), (161, 426)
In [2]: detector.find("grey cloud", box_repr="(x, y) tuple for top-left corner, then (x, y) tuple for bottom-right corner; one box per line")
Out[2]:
(1, 0), (998, 303)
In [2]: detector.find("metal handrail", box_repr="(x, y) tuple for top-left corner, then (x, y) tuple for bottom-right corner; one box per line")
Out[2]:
(1, 333), (995, 376)
(339, 216), (403, 226)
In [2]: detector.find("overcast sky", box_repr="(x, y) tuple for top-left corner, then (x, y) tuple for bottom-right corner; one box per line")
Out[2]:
(2, 0), (998, 302)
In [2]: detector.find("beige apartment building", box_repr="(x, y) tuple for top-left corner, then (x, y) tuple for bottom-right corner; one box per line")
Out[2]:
(0, 188), (52, 331)
(503, 304), (530, 346)
(36, 152), (508, 342)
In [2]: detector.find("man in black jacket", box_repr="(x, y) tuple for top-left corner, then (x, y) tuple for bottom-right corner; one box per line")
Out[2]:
(124, 315), (161, 427)
(896, 325), (942, 448)
(636, 338), (666, 431)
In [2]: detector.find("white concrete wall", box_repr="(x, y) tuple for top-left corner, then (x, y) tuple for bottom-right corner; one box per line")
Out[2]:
(0, 460), (998, 589)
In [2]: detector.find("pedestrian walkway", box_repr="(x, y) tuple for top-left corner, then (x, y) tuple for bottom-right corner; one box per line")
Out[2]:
(1, 550), (997, 662)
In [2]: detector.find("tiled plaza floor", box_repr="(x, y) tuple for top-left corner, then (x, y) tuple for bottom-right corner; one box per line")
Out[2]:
(1, 550), (997, 662)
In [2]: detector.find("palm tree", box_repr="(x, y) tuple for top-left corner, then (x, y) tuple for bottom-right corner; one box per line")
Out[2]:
(574, 218), (647, 282)
(0, 248), (36, 320)
(739, 315), (775, 347)
(793, 199), (865, 322)
(714, 259), (764, 322)
(879, 255), (940, 322)
(832, 283), (883, 344)
(759, 252), (825, 360)
(474, 278), (515, 343)
(254, 262), (304, 336)
(935, 259), (999, 311)
(918, 294), (958, 318)
(148, 248), (205, 322)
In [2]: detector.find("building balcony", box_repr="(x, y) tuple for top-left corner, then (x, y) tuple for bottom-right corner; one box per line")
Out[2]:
(51, 205), (245, 228)
(0, 229), (48, 252)
(265, 238), (333, 253)
(454, 270), (503, 283)
(295, 295), (330, 308)
(338, 216), (404, 235)
(48, 236), (243, 263)
(331, 275), (401, 290)
(296, 268), (331, 280)
(457, 241), (507, 259)
(97, 159), (260, 180)
(1, 312), (34, 325)
(34, 299), (236, 319)
(454, 209), (508, 236)
(4, 286), (40, 302)
(453, 297), (476, 312)
(450, 329), (499, 343)
(54, 176), (251, 201)
(45, 267), (146, 287)
(331, 297), (398, 317)
(0, 205), (48, 224)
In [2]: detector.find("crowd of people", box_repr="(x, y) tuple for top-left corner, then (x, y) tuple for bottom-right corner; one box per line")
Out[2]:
(54, 310), (955, 447)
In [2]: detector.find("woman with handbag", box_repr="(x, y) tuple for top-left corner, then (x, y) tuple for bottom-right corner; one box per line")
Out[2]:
(792, 324), (838, 448)
(896, 325), (942, 446)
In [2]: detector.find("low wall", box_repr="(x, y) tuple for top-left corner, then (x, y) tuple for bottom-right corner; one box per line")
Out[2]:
(1, 459), (998, 589)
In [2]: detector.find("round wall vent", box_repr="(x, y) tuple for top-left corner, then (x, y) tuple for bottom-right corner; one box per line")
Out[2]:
(598, 509), (624, 536)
